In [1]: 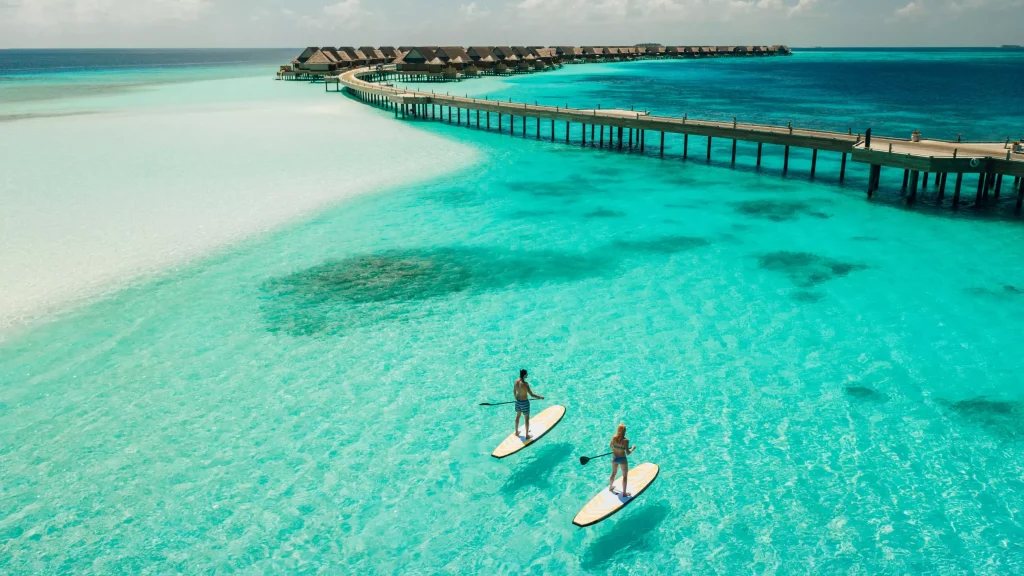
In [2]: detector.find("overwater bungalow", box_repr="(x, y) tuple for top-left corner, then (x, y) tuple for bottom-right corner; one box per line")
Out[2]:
(512, 46), (541, 59)
(467, 46), (498, 61)
(581, 46), (603, 61)
(379, 46), (401, 60)
(395, 47), (441, 72)
(358, 47), (387, 64)
(294, 47), (321, 68)
(301, 49), (339, 72)
(646, 46), (666, 56)
(492, 46), (516, 60)
(555, 46), (583, 61)
(436, 46), (473, 64)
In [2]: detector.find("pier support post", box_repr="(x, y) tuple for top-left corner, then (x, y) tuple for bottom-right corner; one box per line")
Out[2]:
(591, 124), (595, 140)
(840, 152), (847, 182)
(628, 129), (633, 149)
(757, 143), (763, 167)
(566, 122), (570, 143)
(922, 172), (929, 189)
(536, 117), (540, 139)
(486, 111), (490, 130)
(498, 113), (502, 133)
(938, 173), (947, 201)
(618, 127), (624, 150)
(731, 140), (737, 165)
(976, 174), (985, 206)
(683, 134), (689, 159)
(934, 172), (941, 187)
(552, 120), (555, 142)
(707, 137), (712, 160)
(1017, 179), (1024, 213)
(523, 117), (526, 137)
(908, 169), (919, 201)
(995, 174), (1003, 198)
(810, 149), (818, 178)
(476, 110), (480, 128)
(783, 146), (790, 175)
(582, 123), (586, 145)
(953, 173), (963, 208)
(599, 125), (604, 147)
(660, 132), (665, 157)
(902, 169), (910, 189)
(640, 130), (645, 153)
(448, 107), (452, 122)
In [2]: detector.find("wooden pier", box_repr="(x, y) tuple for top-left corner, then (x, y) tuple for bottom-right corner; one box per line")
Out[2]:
(335, 67), (1024, 212)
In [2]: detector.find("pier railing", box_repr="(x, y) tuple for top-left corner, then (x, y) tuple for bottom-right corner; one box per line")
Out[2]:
(332, 67), (1024, 210)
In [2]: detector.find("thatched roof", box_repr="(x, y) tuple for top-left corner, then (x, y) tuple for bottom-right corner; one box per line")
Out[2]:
(304, 50), (335, 65)
(402, 47), (439, 63)
(505, 53), (519, 62)
(437, 46), (472, 62)
(468, 46), (497, 60)
(379, 46), (400, 58)
(493, 46), (515, 59)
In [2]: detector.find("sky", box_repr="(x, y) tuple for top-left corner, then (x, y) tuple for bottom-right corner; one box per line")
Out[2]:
(0, 0), (1021, 48)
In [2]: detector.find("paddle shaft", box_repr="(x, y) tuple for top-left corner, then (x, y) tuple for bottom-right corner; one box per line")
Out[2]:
(580, 451), (613, 465)
(479, 398), (546, 407)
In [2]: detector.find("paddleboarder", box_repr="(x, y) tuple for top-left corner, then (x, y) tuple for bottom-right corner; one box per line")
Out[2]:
(609, 423), (636, 496)
(514, 369), (544, 439)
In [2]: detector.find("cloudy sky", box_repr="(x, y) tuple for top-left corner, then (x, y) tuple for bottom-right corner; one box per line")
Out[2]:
(0, 0), (1021, 48)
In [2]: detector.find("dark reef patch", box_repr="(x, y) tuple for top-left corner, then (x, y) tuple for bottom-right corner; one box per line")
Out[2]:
(758, 251), (868, 287)
(844, 386), (886, 402)
(584, 208), (626, 219)
(505, 174), (599, 198)
(942, 397), (1024, 438)
(261, 246), (613, 336)
(733, 200), (831, 222)
(613, 235), (710, 254)
(852, 236), (879, 242)
(966, 285), (1024, 298)
(792, 290), (825, 303)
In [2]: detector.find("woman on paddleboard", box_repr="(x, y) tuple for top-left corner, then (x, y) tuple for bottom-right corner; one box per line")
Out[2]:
(609, 423), (636, 497)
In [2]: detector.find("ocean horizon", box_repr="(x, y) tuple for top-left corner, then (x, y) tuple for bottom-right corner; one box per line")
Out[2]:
(2, 47), (1024, 573)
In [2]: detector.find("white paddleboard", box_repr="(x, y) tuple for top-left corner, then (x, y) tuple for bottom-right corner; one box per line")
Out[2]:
(572, 462), (660, 527)
(491, 405), (566, 459)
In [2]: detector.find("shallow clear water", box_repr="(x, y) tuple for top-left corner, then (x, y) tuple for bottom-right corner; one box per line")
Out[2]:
(2, 50), (1024, 574)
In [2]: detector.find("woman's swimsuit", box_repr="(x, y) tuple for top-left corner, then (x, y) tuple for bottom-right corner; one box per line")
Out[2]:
(612, 440), (628, 464)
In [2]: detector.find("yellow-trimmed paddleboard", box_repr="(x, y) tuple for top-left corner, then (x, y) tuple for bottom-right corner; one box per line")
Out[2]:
(572, 462), (660, 527)
(491, 405), (566, 459)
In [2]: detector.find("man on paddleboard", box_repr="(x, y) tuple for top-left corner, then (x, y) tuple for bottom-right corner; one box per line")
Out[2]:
(514, 369), (544, 439)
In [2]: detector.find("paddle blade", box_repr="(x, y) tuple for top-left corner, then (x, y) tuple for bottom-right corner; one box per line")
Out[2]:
(579, 456), (590, 465)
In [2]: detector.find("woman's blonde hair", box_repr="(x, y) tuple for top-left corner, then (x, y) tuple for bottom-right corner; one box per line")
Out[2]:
(612, 423), (626, 443)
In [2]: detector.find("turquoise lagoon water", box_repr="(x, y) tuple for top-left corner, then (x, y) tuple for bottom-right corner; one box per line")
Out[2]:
(3, 50), (1024, 573)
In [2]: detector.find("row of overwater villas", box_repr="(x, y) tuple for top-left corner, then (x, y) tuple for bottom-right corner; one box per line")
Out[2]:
(284, 44), (792, 75)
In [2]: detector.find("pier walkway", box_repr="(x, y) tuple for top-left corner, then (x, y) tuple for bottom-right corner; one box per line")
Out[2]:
(334, 67), (1024, 211)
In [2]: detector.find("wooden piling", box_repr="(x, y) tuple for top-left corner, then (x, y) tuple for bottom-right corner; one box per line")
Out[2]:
(922, 172), (929, 189)
(908, 169), (919, 201)
(660, 132), (665, 157)
(902, 169), (910, 189)
(1017, 179), (1024, 213)
(628, 128), (633, 148)
(938, 173), (947, 201)
(640, 130), (645, 153)
(536, 117), (540, 139)
(566, 121), (570, 143)
(810, 149), (818, 177)
(976, 173), (985, 205)
(731, 140), (737, 165)
(599, 125), (604, 147)
(498, 113), (502, 133)
(551, 119), (555, 142)
(757, 142), (763, 167)
(582, 123), (586, 145)
(783, 146), (790, 174)
(707, 137), (712, 160)
(683, 134), (689, 159)
(995, 174), (1003, 198)
(618, 127), (624, 150)
(953, 173), (963, 208)
(839, 152), (847, 182)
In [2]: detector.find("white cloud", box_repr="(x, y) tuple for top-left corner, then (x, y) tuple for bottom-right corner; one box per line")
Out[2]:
(12, 0), (211, 27)
(458, 2), (489, 19)
(893, 0), (926, 18)
(323, 0), (362, 20)
(787, 0), (818, 16)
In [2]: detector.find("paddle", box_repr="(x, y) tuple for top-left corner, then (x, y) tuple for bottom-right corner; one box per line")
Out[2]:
(479, 399), (548, 407)
(579, 452), (613, 465)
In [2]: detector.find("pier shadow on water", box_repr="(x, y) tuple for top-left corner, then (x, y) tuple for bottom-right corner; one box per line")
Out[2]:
(500, 443), (573, 495)
(757, 251), (868, 288)
(579, 501), (671, 570)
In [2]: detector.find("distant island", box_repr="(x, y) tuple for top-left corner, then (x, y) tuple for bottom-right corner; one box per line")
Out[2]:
(1000, 44), (1021, 49)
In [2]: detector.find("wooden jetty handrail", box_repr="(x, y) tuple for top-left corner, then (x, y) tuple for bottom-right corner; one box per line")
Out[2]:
(337, 67), (1024, 181)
